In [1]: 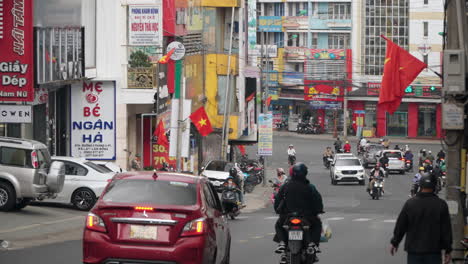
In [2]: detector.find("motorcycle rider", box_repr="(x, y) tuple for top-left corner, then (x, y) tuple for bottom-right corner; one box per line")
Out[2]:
(323, 147), (334, 167)
(229, 165), (245, 205)
(394, 145), (401, 150)
(287, 144), (297, 165)
(404, 145), (410, 152)
(423, 159), (433, 173)
(334, 137), (343, 153)
(379, 152), (390, 174)
(437, 149), (446, 161)
(419, 149), (427, 166)
(426, 150), (435, 164)
(404, 150), (414, 171)
(410, 167), (424, 197)
(223, 176), (243, 206)
(343, 141), (351, 153)
(368, 163), (386, 193)
(273, 163), (324, 264)
(358, 137), (368, 154)
(274, 168), (287, 186)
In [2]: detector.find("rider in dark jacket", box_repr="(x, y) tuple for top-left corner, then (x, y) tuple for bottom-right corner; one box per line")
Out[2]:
(273, 163), (324, 264)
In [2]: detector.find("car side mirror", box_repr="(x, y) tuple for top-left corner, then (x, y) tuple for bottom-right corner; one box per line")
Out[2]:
(201, 166), (205, 171)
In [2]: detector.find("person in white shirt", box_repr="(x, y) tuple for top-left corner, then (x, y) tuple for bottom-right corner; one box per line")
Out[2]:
(287, 144), (296, 165)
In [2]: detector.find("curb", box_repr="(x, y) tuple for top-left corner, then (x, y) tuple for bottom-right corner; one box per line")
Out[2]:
(243, 169), (275, 213)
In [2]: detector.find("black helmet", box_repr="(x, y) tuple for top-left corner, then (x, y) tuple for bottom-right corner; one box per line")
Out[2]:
(419, 175), (436, 189)
(292, 162), (308, 180)
(229, 167), (237, 176)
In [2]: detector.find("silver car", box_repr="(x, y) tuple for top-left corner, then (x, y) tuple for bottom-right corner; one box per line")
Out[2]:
(376, 150), (406, 174)
(362, 144), (385, 168)
(0, 137), (65, 211)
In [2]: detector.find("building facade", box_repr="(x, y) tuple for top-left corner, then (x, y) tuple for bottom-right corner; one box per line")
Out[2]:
(350, 0), (443, 138)
(255, 0), (352, 133)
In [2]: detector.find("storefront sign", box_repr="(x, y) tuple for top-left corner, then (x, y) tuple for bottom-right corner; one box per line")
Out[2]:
(152, 144), (176, 169)
(258, 16), (283, 32)
(285, 47), (307, 60)
(0, 0), (34, 102)
(309, 101), (342, 110)
(250, 45), (278, 58)
(282, 72), (304, 85)
(71, 81), (116, 160)
(304, 81), (343, 102)
(0, 105), (32, 123)
(283, 16), (308, 29)
(128, 5), (163, 46)
(306, 49), (346, 60)
(247, 0), (257, 53)
(258, 113), (273, 156)
(367, 83), (380, 96)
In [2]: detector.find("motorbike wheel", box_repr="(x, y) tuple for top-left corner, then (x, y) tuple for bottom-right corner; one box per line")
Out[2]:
(245, 184), (255, 193)
(289, 253), (302, 264)
(230, 213), (236, 220)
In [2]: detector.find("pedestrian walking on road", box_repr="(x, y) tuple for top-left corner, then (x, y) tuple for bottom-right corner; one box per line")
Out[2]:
(390, 175), (452, 264)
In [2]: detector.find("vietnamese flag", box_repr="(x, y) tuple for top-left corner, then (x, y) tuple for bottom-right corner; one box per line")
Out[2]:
(158, 48), (175, 64)
(154, 120), (169, 148)
(379, 36), (427, 114)
(190, 107), (213, 137)
(266, 96), (272, 108)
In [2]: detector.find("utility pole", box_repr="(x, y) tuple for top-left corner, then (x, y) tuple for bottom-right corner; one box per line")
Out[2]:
(343, 37), (349, 140)
(444, 0), (467, 262)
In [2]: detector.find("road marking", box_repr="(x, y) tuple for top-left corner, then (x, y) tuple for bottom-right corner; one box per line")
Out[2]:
(352, 218), (372, 222)
(0, 216), (83, 234)
(235, 216), (249, 220)
(251, 235), (264, 239)
(267, 232), (276, 236)
(383, 219), (396, 223)
(325, 217), (345, 221)
(237, 240), (249, 243)
(264, 216), (279, 220)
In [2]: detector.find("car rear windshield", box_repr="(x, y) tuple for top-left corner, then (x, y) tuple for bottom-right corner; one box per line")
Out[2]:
(102, 179), (197, 206)
(336, 159), (361, 166)
(368, 145), (384, 152)
(84, 161), (113, 173)
(384, 152), (402, 158)
(205, 160), (227, 171)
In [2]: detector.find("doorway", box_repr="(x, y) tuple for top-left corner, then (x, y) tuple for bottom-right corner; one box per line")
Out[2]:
(386, 112), (407, 137)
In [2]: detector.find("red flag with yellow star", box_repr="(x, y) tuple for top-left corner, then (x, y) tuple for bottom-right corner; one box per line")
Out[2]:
(190, 107), (213, 137)
(379, 36), (426, 114)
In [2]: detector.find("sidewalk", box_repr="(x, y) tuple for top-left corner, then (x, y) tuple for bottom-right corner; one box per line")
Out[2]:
(243, 169), (275, 213)
(274, 131), (442, 145)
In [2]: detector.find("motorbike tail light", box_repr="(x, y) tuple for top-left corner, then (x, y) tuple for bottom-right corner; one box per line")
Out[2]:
(86, 213), (107, 233)
(181, 218), (205, 237)
(31, 150), (39, 169)
(290, 218), (302, 225)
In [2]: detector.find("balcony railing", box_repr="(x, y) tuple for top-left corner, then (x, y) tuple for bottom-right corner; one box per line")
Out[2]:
(35, 27), (85, 85)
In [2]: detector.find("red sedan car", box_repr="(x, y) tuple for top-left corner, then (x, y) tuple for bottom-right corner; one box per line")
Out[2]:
(83, 171), (231, 264)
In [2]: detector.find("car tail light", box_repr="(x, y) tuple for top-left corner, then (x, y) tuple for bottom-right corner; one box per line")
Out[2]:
(181, 218), (205, 237)
(290, 218), (302, 225)
(86, 213), (107, 233)
(134, 206), (154, 211)
(31, 151), (39, 169)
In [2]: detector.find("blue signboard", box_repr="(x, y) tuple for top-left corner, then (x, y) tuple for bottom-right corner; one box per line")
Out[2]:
(258, 16), (283, 32)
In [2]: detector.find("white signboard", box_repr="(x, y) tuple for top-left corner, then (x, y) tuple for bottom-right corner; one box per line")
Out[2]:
(0, 105), (32, 123)
(250, 45), (278, 58)
(167, 41), (185, 61)
(128, 5), (163, 46)
(71, 81), (116, 160)
(169, 99), (192, 158)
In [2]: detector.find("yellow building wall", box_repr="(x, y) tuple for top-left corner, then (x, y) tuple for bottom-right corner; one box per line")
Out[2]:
(201, 0), (239, 7)
(205, 54), (239, 140)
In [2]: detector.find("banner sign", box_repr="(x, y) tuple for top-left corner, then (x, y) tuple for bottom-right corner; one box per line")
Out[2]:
(304, 80), (343, 102)
(258, 16), (283, 32)
(0, 0), (34, 101)
(250, 45), (278, 58)
(71, 81), (116, 160)
(0, 105), (32, 123)
(258, 113), (273, 156)
(309, 101), (342, 110)
(152, 144), (176, 170)
(128, 5), (163, 46)
(247, 0), (257, 54)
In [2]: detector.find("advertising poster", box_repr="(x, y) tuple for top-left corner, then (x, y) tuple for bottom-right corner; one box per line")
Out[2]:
(0, 0), (34, 101)
(128, 5), (163, 46)
(70, 81), (116, 160)
(258, 113), (273, 156)
(247, 0), (257, 52)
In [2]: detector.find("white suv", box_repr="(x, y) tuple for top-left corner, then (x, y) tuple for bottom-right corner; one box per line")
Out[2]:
(0, 137), (65, 211)
(330, 156), (365, 185)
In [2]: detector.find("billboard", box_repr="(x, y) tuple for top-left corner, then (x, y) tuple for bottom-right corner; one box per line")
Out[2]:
(304, 81), (344, 102)
(0, 0), (34, 102)
(128, 5), (163, 46)
(71, 81), (116, 160)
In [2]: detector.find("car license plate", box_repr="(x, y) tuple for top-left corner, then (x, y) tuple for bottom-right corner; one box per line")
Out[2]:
(288, 230), (303, 241)
(129, 225), (157, 240)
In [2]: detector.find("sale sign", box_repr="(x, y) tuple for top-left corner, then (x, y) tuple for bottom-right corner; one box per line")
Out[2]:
(152, 144), (176, 169)
(0, 0), (34, 101)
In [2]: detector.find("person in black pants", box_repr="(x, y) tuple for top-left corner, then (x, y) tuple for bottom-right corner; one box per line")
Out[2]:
(390, 175), (452, 264)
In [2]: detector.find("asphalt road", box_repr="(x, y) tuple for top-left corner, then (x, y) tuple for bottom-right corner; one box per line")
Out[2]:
(0, 134), (442, 264)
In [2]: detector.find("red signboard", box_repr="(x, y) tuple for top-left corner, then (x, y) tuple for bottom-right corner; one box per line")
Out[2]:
(0, 0), (34, 102)
(152, 144), (176, 170)
(304, 80), (344, 102)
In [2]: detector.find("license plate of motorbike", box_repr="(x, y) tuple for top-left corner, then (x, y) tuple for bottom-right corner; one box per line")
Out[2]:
(288, 230), (303, 241)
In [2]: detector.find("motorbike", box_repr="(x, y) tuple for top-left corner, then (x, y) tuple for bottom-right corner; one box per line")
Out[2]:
(288, 155), (297, 165)
(410, 183), (420, 197)
(221, 185), (241, 220)
(243, 171), (262, 193)
(268, 180), (281, 204)
(323, 156), (333, 169)
(369, 178), (384, 200)
(282, 213), (319, 264)
(405, 159), (413, 172)
(460, 237), (468, 263)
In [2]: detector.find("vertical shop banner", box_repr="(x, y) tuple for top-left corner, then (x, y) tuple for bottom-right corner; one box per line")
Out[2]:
(0, 0), (34, 101)
(258, 113), (273, 156)
(247, 0), (257, 54)
(128, 5), (163, 46)
(152, 144), (176, 169)
(168, 99), (191, 158)
(70, 81), (116, 160)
